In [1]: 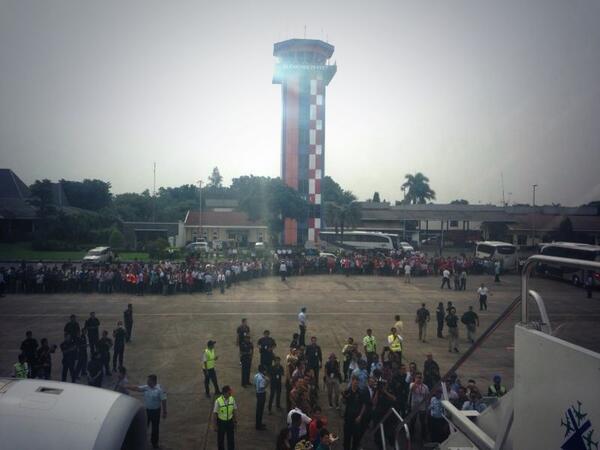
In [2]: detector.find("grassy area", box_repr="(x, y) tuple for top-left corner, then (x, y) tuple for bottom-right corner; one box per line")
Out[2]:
(0, 242), (149, 262)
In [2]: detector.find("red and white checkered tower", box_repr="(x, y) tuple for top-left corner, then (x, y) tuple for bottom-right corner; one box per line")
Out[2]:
(273, 39), (336, 246)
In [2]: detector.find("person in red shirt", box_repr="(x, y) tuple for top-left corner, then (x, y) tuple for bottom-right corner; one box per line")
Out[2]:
(308, 406), (328, 443)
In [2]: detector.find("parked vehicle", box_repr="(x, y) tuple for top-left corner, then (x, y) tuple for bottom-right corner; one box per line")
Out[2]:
(185, 241), (209, 254)
(82, 247), (114, 264)
(474, 241), (518, 271)
(538, 242), (600, 286)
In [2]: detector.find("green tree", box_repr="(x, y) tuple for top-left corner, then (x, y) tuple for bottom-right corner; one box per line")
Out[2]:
(401, 172), (436, 204)
(267, 179), (308, 242)
(324, 201), (361, 243)
(109, 228), (126, 249)
(60, 179), (112, 211)
(113, 191), (153, 221)
(208, 167), (223, 188)
(557, 217), (574, 241)
(450, 199), (469, 205)
(372, 192), (381, 203)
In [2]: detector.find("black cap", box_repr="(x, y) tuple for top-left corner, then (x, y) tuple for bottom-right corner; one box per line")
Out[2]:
(207, 340), (216, 346)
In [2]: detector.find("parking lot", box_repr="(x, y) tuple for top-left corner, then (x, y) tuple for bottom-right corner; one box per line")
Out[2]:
(1, 273), (598, 449)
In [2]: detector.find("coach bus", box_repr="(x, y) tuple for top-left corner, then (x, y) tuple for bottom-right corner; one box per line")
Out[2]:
(474, 241), (518, 271)
(320, 231), (398, 251)
(538, 242), (600, 286)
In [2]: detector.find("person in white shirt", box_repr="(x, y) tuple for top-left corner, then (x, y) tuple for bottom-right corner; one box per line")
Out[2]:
(298, 307), (307, 347)
(127, 375), (167, 449)
(441, 269), (451, 289)
(477, 283), (490, 311)
(404, 263), (412, 283)
(279, 260), (287, 281)
(286, 407), (312, 438)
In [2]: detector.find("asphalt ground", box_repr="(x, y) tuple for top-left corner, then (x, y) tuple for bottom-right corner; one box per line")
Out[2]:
(0, 273), (598, 450)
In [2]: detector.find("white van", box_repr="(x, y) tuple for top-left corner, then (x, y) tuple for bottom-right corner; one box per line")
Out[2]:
(82, 247), (114, 264)
(475, 241), (517, 271)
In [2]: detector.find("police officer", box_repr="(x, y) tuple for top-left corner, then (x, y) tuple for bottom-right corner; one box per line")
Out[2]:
(257, 330), (276, 371)
(64, 314), (81, 340)
(213, 385), (237, 450)
(239, 335), (253, 387)
(20, 330), (38, 378)
(124, 304), (133, 343)
(60, 332), (78, 383)
(97, 330), (113, 376)
(113, 321), (126, 371)
(268, 356), (284, 413)
(84, 312), (100, 354)
(487, 375), (507, 397)
(203, 340), (220, 397)
(306, 336), (323, 389)
(254, 365), (269, 430)
(74, 328), (88, 379)
(387, 327), (403, 363)
(87, 351), (104, 387)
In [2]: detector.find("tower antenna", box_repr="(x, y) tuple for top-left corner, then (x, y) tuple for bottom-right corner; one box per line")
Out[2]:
(152, 162), (157, 222)
(501, 172), (506, 206)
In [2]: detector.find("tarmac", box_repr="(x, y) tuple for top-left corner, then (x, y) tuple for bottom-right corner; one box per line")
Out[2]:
(0, 272), (598, 450)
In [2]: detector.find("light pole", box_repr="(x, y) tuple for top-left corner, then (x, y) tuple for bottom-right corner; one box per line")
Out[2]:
(197, 180), (203, 241)
(532, 184), (538, 246)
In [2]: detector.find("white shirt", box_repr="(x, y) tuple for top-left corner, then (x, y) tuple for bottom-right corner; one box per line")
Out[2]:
(443, 269), (450, 279)
(404, 265), (411, 275)
(477, 287), (489, 296)
(286, 407), (312, 436)
(298, 311), (306, 326)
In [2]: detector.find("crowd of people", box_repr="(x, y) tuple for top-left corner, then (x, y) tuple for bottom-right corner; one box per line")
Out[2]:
(6, 248), (507, 450)
(203, 302), (504, 450)
(0, 248), (500, 299)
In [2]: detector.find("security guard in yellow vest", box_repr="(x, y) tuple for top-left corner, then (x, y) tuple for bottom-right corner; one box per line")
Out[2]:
(14, 354), (28, 379)
(362, 328), (377, 368)
(213, 385), (237, 450)
(487, 375), (507, 397)
(203, 340), (220, 398)
(387, 327), (403, 363)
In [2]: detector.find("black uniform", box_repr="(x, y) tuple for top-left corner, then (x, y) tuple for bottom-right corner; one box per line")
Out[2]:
(239, 339), (253, 386)
(20, 337), (38, 378)
(64, 320), (81, 340)
(97, 335), (113, 375)
(84, 317), (100, 353)
(257, 336), (276, 370)
(113, 327), (126, 370)
(124, 308), (133, 342)
(268, 364), (284, 411)
(75, 334), (88, 378)
(36, 344), (55, 380)
(305, 343), (323, 388)
(87, 356), (103, 387)
(343, 386), (370, 450)
(60, 338), (78, 382)
(436, 305), (445, 338)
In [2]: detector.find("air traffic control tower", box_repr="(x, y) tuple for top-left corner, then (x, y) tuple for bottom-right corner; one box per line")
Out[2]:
(273, 39), (337, 246)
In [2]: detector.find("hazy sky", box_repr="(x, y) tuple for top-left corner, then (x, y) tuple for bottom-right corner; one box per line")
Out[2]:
(1, 0), (599, 206)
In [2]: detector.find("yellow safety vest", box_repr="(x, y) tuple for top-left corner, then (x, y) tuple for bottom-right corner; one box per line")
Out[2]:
(489, 384), (506, 397)
(388, 334), (402, 352)
(216, 395), (235, 421)
(204, 348), (216, 370)
(14, 362), (28, 379)
(363, 336), (376, 353)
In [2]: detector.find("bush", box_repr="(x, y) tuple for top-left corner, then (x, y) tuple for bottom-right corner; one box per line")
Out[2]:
(146, 238), (169, 260)
(108, 228), (126, 249)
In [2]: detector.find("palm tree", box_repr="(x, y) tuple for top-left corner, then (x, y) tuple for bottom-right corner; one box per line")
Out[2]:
(324, 201), (361, 243)
(401, 172), (436, 204)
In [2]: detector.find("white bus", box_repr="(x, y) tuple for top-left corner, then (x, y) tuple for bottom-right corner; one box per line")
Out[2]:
(538, 242), (600, 286)
(475, 241), (518, 271)
(320, 231), (397, 251)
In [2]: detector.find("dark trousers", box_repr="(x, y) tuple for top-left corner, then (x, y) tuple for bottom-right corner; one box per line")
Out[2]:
(437, 319), (444, 338)
(280, 271), (286, 281)
(343, 359), (351, 381)
(255, 392), (266, 428)
(410, 410), (428, 442)
(269, 382), (281, 411)
(101, 352), (111, 375)
(204, 368), (219, 396)
(461, 279), (467, 290)
(147, 408), (161, 447)
(76, 353), (87, 377)
(365, 352), (376, 369)
(309, 365), (320, 389)
(125, 323), (133, 342)
(89, 336), (98, 354)
(587, 286), (593, 299)
(241, 356), (252, 386)
(440, 278), (451, 289)
(61, 359), (76, 382)
(299, 325), (306, 347)
(217, 419), (235, 450)
(494, 273), (500, 282)
(429, 416), (448, 443)
(479, 295), (488, 311)
(343, 417), (363, 450)
(113, 347), (124, 370)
